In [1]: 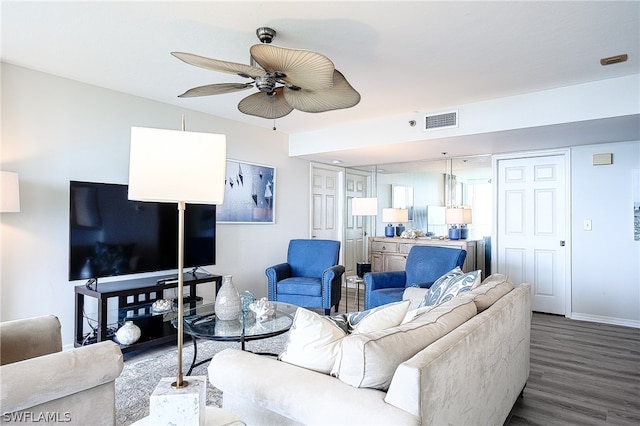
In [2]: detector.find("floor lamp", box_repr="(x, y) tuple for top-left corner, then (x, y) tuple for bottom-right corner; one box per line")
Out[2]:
(128, 125), (226, 420)
(351, 197), (377, 277)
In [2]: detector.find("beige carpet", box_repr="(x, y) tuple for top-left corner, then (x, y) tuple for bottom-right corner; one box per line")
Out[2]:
(115, 333), (289, 426)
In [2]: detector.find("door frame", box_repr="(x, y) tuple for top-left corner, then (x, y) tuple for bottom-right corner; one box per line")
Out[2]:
(492, 149), (572, 317)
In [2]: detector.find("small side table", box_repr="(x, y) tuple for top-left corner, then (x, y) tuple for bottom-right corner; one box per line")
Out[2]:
(130, 406), (244, 426)
(345, 276), (364, 312)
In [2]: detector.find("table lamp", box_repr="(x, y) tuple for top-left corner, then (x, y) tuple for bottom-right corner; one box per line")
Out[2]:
(382, 208), (409, 237)
(128, 122), (226, 405)
(445, 207), (472, 240)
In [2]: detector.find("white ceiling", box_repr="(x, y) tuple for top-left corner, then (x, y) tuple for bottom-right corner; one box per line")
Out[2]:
(2, 1), (639, 170)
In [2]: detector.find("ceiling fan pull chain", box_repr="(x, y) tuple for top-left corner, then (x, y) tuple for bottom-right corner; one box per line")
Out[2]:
(273, 120), (276, 131)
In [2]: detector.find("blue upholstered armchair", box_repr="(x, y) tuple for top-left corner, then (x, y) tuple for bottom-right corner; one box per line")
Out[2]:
(364, 245), (467, 309)
(266, 239), (345, 315)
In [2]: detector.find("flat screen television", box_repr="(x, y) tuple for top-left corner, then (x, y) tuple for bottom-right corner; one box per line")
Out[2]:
(69, 180), (216, 281)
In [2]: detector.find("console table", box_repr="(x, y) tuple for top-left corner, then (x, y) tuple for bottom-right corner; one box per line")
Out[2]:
(74, 272), (222, 353)
(369, 237), (486, 279)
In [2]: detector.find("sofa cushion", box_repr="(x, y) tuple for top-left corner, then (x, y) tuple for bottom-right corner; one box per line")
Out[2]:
(331, 294), (477, 391)
(469, 274), (514, 312)
(420, 268), (481, 308)
(279, 301), (410, 374)
(276, 277), (322, 296)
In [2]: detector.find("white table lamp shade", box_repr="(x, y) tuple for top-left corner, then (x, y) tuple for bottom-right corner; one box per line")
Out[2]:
(128, 127), (227, 204)
(463, 207), (472, 224)
(1, 171), (20, 213)
(446, 207), (472, 225)
(352, 197), (378, 216)
(382, 208), (409, 223)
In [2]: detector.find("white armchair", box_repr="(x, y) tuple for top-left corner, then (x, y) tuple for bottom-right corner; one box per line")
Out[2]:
(1, 315), (124, 425)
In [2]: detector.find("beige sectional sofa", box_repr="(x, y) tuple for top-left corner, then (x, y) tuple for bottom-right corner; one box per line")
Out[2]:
(209, 275), (531, 425)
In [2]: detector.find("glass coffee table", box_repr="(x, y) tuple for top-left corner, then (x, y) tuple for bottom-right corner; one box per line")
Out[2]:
(175, 301), (298, 375)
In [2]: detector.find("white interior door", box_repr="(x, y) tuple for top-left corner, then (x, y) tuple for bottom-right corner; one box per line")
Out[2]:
(495, 152), (569, 315)
(345, 171), (369, 277)
(310, 164), (343, 247)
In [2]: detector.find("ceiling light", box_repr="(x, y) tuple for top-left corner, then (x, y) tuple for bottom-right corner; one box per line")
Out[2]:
(600, 54), (628, 66)
(332, 160), (342, 164)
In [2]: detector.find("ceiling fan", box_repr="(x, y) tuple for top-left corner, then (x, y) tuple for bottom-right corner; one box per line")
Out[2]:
(171, 27), (361, 120)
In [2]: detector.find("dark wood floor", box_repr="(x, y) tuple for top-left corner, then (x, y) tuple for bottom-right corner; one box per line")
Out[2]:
(508, 312), (640, 425)
(340, 286), (640, 425)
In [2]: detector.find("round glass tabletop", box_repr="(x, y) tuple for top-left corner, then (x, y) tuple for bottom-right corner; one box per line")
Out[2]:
(179, 301), (298, 342)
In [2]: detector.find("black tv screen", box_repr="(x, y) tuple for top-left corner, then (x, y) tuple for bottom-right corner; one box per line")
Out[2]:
(69, 181), (216, 281)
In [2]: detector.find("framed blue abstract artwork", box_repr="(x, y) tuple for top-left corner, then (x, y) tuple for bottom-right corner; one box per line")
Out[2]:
(217, 160), (275, 224)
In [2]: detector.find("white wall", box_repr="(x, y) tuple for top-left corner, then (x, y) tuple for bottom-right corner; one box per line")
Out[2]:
(0, 63), (310, 346)
(571, 141), (640, 326)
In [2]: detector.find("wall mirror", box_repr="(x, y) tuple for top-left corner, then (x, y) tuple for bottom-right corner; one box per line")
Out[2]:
(392, 185), (414, 220)
(347, 154), (493, 240)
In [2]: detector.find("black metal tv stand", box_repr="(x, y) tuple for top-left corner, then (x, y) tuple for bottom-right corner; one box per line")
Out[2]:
(74, 272), (222, 353)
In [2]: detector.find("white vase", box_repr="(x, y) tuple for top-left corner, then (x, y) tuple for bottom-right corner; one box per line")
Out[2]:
(115, 321), (141, 345)
(215, 275), (241, 321)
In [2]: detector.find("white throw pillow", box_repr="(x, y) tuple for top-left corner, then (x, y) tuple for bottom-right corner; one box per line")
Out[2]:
(279, 308), (346, 374)
(401, 305), (434, 324)
(402, 287), (429, 310)
(349, 300), (411, 334)
(329, 300), (411, 335)
(279, 301), (411, 375)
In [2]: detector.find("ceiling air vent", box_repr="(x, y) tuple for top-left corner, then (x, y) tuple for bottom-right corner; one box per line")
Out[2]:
(424, 110), (458, 131)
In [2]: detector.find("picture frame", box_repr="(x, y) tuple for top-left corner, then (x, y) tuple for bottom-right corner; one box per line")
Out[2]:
(217, 159), (275, 224)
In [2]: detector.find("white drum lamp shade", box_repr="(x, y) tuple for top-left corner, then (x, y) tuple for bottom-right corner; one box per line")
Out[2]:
(352, 197), (378, 216)
(445, 207), (472, 225)
(128, 127), (226, 204)
(1, 171), (20, 213)
(445, 207), (464, 225)
(382, 208), (409, 224)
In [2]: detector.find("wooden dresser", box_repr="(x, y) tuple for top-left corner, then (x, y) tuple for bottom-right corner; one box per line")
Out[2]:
(368, 237), (486, 279)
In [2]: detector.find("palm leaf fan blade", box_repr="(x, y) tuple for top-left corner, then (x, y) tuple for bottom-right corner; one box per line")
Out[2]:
(238, 87), (293, 119)
(250, 44), (334, 91)
(171, 52), (264, 78)
(284, 70), (361, 113)
(178, 83), (253, 98)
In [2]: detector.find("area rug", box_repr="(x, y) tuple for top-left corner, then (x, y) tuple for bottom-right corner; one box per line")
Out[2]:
(115, 333), (289, 426)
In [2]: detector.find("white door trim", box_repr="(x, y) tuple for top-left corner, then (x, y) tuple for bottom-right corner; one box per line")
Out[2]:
(492, 149), (572, 317)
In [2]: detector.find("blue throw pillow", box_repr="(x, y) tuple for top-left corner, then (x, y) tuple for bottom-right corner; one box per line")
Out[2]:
(419, 268), (481, 308)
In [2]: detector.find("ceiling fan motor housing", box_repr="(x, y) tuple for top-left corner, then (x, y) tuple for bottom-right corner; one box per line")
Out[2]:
(255, 75), (277, 93)
(256, 27), (276, 44)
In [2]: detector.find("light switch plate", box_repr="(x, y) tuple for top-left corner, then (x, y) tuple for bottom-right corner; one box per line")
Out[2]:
(584, 220), (592, 231)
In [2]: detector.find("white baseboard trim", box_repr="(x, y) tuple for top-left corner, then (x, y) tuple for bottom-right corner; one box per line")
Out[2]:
(569, 312), (640, 329)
